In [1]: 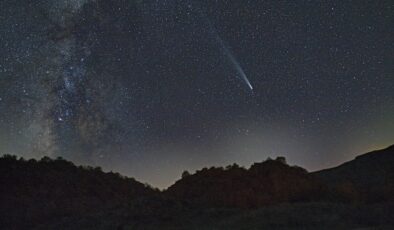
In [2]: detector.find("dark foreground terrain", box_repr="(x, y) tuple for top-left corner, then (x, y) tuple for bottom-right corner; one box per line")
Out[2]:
(1, 145), (393, 229)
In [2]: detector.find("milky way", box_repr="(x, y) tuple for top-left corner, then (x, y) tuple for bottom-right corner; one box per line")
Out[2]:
(0, 0), (393, 188)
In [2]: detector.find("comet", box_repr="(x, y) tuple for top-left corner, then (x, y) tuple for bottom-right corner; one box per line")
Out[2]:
(189, 1), (254, 92)
(220, 40), (254, 91)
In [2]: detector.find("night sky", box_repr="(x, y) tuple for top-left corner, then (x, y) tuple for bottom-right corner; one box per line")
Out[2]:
(0, 0), (393, 188)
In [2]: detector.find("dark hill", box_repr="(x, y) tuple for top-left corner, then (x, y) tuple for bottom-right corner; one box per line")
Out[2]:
(166, 157), (326, 208)
(313, 145), (394, 202)
(167, 145), (394, 207)
(0, 155), (159, 229)
(1, 145), (393, 229)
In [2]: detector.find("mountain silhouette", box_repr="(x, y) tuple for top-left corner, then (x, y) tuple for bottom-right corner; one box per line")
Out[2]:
(1, 145), (393, 229)
(166, 157), (325, 208)
(0, 155), (159, 229)
(313, 145), (394, 203)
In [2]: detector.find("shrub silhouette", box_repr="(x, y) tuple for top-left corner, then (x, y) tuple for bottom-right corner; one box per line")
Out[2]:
(181, 170), (191, 179)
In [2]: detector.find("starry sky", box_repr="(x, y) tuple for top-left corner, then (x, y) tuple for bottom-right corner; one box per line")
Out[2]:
(0, 0), (393, 188)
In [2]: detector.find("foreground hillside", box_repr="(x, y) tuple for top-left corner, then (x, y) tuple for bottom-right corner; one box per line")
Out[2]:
(166, 145), (394, 207)
(166, 157), (327, 208)
(314, 145), (394, 203)
(1, 145), (393, 229)
(0, 155), (160, 229)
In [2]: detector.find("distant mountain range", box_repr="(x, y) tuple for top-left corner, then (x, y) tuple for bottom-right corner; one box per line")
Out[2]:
(1, 145), (393, 229)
